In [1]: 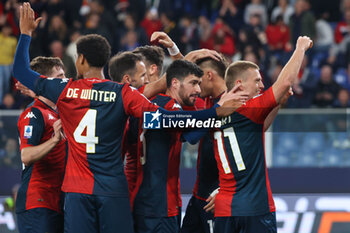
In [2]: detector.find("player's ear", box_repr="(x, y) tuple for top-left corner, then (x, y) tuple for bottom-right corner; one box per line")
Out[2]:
(171, 77), (179, 89)
(235, 79), (242, 86)
(207, 71), (213, 81)
(149, 64), (157, 76)
(122, 75), (131, 84)
(77, 54), (86, 65)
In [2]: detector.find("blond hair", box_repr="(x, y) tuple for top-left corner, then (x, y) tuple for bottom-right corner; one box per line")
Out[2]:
(225, 61), (259, 91)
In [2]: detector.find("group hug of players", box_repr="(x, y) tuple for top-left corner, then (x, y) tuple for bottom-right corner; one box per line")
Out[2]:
(13, 3), (313, 233)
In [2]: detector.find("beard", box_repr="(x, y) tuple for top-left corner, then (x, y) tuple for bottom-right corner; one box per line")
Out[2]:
(180, 92), (197, 106)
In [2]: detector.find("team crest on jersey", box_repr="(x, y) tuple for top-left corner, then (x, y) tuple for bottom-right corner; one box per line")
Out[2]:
(24, 125), (33, 139)
(48, 114), (55, 120)
(24, 111), (36, 119)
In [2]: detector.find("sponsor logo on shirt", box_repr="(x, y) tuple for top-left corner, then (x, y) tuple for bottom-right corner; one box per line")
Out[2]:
(172, 103), (181, 109)
(48, 114), (55, 120)
(24, 125), (33, 139)
(24, 112), (36, 119)
(60, 78), (69, 83)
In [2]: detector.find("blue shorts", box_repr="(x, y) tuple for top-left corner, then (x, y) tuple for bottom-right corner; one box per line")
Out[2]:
(134, 214), (180, 233)
(214, 212), (276, 233)
(181, 196), (214, 233)
(17, 208), (63, 233)
(64, 192), (134, 233)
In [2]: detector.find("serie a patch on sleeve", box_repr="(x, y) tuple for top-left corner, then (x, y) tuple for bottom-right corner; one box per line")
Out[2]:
(24, 125), (33, 139)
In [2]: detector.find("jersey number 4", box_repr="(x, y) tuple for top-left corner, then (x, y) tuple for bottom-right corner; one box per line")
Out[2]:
(74, 109), (99, 153)
(214, 127), (246, 174)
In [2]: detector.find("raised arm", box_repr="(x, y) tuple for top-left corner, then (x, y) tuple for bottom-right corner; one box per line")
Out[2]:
(272, 36), (312, 104)
(150, 31), (184, 60)
(13, 3), (42, 91)
(142, 32), (182, 98)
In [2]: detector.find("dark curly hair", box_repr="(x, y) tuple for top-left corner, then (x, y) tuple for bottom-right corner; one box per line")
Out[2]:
(76, 34), (111, 68)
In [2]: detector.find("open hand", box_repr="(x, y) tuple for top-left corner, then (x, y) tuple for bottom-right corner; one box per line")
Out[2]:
(19, 2), (42, 36)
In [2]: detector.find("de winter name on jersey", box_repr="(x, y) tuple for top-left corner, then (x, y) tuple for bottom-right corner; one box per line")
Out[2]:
(66, 88), (117, 102)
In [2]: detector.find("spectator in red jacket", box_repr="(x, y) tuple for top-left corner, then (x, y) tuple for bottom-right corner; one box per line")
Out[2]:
(212, 18), (235, 57)
(335, 9), (350, 44)
(140, 8), (163, 40)
(266, 15), (291, 52)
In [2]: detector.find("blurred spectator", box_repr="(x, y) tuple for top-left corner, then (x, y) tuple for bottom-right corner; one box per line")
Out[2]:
(219, 0), (244, 35)
(333, 88), (350, 107)
(287, 56), (318, 107)
(140, 7), (163, 40)
(66, 30), (81, 63)
(88, 0), (116, 38)
(313, 63), (341, 107)
(315, 12), (334, 52)
(289, 0), (316, 45)
(198, 15), (213, 49)
(116, 13), (148, 52)
(342, 0), (350, 13)
(2, 138), (20, 169)
(271, 0), (294, 25)
(244, 0), (268, 27)
(46, 0), (65, 17)
(82, 12), (113, 44)
(0, 93), (17, 109)
(178, 15), (199, 54)
(0, 23), (17, 104)
(0, 0), (20, 36)
(240, 13), (267, 62)
(47, 15), (68, 46)
(266, 15), (291, 52)
(160, 12), (183, 53)
(49, 40), (76, 78)
(330, 9), (350, 68)
(212, 18), (235, 58)
(121, 30), (140, 51)
(335, 8), (350, 44)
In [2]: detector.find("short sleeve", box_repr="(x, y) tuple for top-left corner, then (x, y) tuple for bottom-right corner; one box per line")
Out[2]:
(122, 84), (158, 118)
(237, 87), (278, 124)
(18, 107), (45, 150)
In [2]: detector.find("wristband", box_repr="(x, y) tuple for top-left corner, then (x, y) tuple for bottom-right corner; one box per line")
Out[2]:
(167, 44), (180, 56)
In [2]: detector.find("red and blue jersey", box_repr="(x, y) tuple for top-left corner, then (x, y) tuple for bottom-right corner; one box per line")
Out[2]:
(16, 99), (66, 214)
(123, 85), (146, 198)
(193, 97), (219, 200)
(133, 94), (182, 217)
(213, 87), (277, 217)
(35, 77), (158, 197)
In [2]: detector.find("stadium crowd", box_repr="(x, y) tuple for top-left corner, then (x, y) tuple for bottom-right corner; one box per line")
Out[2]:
(0, 0), (350, 110)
